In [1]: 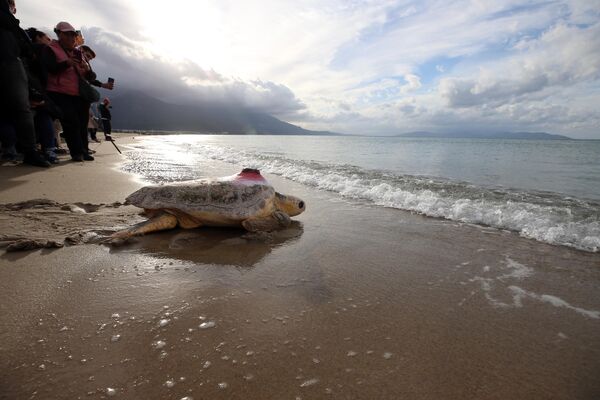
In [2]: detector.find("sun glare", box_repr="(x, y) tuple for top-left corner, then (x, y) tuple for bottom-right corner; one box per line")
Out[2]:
(132, 1), (228, 69)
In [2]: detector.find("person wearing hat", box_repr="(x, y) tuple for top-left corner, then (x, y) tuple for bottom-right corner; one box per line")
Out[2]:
(41, 21), (94, 161)
(0, 0), (51, 167)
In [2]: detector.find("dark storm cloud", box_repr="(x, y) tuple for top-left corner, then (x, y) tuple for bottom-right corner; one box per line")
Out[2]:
(82, 27), (306, 117)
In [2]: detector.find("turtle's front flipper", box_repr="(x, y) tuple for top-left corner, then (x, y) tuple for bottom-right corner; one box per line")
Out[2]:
(242, 211), (291, 232)
(112, 212), (178, 239)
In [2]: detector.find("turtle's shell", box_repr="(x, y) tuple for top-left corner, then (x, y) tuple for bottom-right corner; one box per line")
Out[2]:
(126, 169), (278, 227)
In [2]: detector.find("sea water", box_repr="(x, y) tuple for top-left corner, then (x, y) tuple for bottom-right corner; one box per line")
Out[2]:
(122, 135), (600, 252)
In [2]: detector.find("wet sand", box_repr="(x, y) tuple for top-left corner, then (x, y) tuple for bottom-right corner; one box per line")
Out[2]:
(1, 136), (599, 399)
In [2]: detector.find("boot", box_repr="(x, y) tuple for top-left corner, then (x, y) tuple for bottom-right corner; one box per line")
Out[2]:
(23, 151), (51, 168)
(45, 149), (59, 164)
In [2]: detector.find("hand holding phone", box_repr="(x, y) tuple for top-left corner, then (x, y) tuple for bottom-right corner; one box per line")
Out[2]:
(73, 49), (83, 62)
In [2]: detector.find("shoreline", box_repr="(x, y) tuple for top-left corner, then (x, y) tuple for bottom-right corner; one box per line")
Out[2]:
(1, 135), (599, 399)
(0, 135), (140, 204)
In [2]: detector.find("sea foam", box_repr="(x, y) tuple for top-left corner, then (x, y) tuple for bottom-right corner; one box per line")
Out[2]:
(508, 286), (600, 319)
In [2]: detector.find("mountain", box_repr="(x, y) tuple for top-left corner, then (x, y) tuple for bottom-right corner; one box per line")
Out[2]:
(108, 91), (339, 135)
(397, 131), (572, 140)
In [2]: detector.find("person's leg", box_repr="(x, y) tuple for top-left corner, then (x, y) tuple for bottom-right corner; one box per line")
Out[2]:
(103, 120), (112, 140)
(49, 93), (83, 160)
(0, 60), (49, 167)
(52, 119), (66, 153)
(34, 110), (54, 149)
(77, 100), (93, 160)
(34, 110), (58, 163)
(89, 128), (98, 142)
(0, 119), (18, 161)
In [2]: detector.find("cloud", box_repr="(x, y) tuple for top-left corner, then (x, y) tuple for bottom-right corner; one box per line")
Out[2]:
(296, 4), (600, 138)
(82, 28), (306, 117)
(17, 0), (600, 138)
(17, 0), (145, 40)
(282, 1), (598, 137)
(439, 71), (550, 108)
(439, 22), (600, 109)
(328, 1), (567, 81)
(401, 74), (422, 93)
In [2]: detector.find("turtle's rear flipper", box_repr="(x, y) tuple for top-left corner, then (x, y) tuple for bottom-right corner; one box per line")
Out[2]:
(242, 211), (291, 232)
(111, 212), (179, 240)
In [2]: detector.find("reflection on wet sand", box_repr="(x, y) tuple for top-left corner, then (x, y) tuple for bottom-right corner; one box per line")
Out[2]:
(110, 222), (304, 267)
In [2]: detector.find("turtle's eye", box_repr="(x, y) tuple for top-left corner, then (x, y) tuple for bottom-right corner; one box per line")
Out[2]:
(298, 201), (305, 209)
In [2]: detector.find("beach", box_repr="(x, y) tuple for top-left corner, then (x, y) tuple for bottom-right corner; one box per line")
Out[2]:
(1, 135), (599, 400)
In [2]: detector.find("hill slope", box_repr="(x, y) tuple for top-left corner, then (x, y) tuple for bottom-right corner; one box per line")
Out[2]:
(109, 92), (337, 135)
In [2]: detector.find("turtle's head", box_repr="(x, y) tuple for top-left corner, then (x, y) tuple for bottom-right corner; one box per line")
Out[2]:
(274, 192), (306, 217)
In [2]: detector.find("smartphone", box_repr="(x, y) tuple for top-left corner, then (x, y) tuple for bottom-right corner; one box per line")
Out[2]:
(108, 77), (115, 84)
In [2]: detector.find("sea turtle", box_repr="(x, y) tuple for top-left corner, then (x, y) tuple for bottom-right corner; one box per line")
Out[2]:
(112, 169), (305, 239)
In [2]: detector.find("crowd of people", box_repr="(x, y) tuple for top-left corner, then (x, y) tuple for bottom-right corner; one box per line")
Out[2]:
(1, 0), (115, 168)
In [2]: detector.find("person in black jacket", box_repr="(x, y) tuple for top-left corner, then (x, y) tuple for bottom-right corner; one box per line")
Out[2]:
(0, 0), (50, 167)
(25, 28), (62, 163)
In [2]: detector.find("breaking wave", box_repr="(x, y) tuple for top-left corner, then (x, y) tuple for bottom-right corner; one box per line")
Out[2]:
(123, 138), (600, 253)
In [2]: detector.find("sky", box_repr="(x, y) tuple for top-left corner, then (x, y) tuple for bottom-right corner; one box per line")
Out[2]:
(16, 0), (600, 138)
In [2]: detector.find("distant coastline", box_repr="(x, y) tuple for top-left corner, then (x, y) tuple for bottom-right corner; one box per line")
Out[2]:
(396, 131), (573, 140)
(108, 92), (582, 139)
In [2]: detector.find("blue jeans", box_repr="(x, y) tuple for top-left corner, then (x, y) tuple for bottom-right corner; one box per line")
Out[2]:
(34, 109), (56, 150)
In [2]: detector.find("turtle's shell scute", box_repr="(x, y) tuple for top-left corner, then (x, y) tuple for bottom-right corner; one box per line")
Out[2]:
(126, 181), (275, 220)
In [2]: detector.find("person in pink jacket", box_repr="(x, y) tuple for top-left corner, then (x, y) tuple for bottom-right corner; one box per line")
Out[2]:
(41, 21), (94, 161)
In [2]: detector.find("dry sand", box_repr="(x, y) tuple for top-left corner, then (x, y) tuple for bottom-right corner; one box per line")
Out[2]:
(1, 136), (599, 399)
